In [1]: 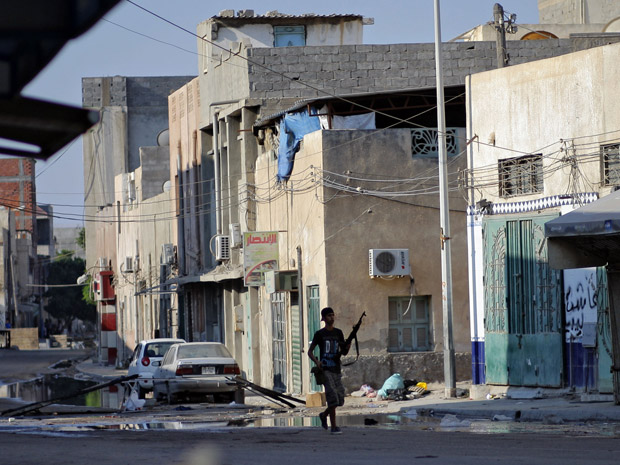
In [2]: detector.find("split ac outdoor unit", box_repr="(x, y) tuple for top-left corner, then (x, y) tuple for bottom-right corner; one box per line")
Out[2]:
(369, 249), (410, 277)
(215, 234), (230, 261)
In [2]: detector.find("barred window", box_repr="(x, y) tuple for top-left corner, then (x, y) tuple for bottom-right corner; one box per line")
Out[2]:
(602, 144), (620, 186)
(498, 154), (543, 197)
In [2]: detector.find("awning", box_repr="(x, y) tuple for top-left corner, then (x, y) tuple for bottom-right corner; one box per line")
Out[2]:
(0, 97), (100, 158)
(0, 0), (120, 159)
(545, 190), (620, 269)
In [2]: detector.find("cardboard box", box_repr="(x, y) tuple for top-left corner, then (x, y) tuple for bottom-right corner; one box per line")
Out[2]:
(306, 391), (326, 407)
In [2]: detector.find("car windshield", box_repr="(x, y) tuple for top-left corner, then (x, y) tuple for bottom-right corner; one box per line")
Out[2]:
(145, 342), (177, 357)
(177, 344), (231, 359)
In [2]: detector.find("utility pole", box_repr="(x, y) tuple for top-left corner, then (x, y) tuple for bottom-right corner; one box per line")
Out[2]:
(494, 3), (508, 68)
(494, 3), (518, 68)
(433, 0), (456, 398)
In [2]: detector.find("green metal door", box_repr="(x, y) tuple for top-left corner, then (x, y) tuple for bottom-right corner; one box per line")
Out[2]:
(483, 214), (563, 387)
(307, 286), (321, 392)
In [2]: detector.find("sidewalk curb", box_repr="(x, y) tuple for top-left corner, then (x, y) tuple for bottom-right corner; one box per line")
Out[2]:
(399, 399), (620, 423)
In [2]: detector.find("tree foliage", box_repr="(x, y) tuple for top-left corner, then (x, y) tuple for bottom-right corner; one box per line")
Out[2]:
(76, 227), (86, 250)
(45, 251), (96, 328)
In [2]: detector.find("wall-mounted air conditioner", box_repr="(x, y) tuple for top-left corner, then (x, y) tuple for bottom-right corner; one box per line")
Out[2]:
(162, 243), (175, 265)
(124, 256), (134, 273)
(369, 249), (410, 277)
(215, 234), (230, 261)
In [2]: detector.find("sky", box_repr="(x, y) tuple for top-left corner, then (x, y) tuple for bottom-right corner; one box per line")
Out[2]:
(24, 0), (540, 226)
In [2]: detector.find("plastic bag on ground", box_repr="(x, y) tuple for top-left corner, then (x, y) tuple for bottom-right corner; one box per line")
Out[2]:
(377, 373), (405, 399)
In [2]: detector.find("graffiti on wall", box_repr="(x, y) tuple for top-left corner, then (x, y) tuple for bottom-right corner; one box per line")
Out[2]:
(563, 268), (597, 342)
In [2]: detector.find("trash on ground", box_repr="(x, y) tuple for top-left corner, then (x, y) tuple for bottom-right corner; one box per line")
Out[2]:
(492, 414), (513, 421)
(440, 414), (471, 428)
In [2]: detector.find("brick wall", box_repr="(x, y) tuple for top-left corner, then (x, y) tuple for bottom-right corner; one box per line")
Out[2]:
(0, 158), (36, 234)
(246, 37), (620, 101)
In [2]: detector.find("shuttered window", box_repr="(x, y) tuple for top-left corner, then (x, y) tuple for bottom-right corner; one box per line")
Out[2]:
(388, 296), (431, 352)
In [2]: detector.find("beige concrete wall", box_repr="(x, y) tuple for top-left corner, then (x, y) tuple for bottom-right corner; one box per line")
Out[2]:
(319, 130), (470, 354)
(466, 41), (620, 206)
(539, 0), (620, 25)
(462, 23), (603, 41)
(253, 127), (470, 391)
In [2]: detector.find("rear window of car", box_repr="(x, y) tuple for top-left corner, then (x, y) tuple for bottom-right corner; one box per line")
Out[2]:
(177, 344), (232, 359)
(145, 342), (177, 357)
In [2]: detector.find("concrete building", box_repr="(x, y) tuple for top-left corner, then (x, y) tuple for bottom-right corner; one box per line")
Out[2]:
(0, 158), (39, 330)
(53, 226), (84, 260)
(457, 0), (620, 42)
(166, 10), (620, 395)
(82, 76), (193, 364)
(465, 41), (620, 393)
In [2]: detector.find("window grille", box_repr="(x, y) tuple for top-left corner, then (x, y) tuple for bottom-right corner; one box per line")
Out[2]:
(411, 128), (458, 158)
(602, 143), (620, 186)
(498, 154), (543, 197)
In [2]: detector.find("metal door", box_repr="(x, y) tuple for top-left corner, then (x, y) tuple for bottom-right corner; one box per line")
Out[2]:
(483, 214), (563, 387)
(272, 292), (287, 392)
(290, 298), (302, 393)
(307, 286), (321, 392)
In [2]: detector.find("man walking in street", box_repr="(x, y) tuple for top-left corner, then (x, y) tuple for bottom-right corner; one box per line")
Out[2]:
(308, 307), (351, 434)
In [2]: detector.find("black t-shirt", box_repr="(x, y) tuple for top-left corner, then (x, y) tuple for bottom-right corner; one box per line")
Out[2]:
(311, 327), (346, 374)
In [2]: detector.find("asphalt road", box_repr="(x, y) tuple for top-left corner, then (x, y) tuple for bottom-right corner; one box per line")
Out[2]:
(0, 348), (91, 383)
(2, 427), (620, 465)
(2, 348), (620, 464)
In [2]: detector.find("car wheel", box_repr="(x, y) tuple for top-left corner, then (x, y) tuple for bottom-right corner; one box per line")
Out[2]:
(138, 386), (148, 399)
(234, 388), (245, 404)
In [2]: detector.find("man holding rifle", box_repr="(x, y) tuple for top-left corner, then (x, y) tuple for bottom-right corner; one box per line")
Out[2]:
(308, 307), (351, 435)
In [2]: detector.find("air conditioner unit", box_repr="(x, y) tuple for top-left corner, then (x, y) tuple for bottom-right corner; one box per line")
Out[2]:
(369, 249), (410, 277)
(124, 256), (134, 273)
(215, 234), (230, 261)
(162, 243), (175, 265)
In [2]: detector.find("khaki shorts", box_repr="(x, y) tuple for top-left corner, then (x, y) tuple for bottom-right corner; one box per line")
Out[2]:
(323, 370), (345, 407)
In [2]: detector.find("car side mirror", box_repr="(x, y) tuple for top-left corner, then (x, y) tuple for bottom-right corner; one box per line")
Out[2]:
(152, 361), (161, 367)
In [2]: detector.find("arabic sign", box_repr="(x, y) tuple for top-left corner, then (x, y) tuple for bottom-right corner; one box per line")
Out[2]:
(243, 231), (279, 287)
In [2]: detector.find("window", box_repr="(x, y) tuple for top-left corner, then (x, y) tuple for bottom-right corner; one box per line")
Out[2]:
(602, 143), (620, 186)
(498, 154), (543, 197)
(388, 296), (431, 352)
(274, 26), (305, 47)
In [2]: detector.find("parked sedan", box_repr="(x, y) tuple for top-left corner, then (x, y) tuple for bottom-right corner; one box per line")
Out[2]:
(127, 338), (185, 397)
(152, 342), (244, 404)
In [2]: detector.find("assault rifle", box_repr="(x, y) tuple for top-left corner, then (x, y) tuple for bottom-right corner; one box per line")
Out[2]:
(340, 311), (366, 366)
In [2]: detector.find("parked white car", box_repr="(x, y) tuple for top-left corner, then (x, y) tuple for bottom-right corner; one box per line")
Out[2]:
(127, 338), (185, 397)
(152, 342), (244, 404)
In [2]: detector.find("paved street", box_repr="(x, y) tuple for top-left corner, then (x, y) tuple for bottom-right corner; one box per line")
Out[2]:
(2, 425), (620, 465)
(2, 349), (620, 464)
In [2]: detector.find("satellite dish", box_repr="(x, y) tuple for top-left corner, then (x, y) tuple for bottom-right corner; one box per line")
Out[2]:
(157, 129), (170, 147)
(163, 180), (171, 192)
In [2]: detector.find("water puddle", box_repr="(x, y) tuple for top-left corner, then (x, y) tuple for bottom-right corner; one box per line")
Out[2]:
(0, 374), (121, 408)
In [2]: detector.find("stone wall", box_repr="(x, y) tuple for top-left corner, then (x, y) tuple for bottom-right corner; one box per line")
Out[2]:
(341, 352), (472, 393)
(9, 327), (38, 350)
(246, 37), (620, 101)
